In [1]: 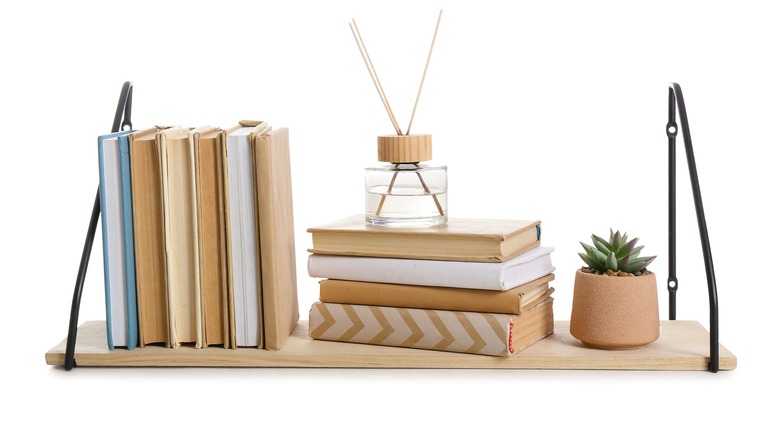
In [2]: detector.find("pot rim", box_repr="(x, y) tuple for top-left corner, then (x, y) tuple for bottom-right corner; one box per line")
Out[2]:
(575, 269), (656, 279)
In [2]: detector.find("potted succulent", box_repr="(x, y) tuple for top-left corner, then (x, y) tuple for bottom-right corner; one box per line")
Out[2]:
(570, 229), (659, 350)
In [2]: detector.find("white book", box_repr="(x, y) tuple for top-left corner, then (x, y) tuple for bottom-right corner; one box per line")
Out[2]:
(226, 126), (261, 347)
(308, 246), (555, 291)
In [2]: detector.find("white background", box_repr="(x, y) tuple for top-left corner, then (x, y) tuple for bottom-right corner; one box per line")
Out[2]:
(2, 0), (777, 436)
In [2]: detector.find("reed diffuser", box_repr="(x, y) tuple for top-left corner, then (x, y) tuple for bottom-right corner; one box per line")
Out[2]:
(350, 10), (447, 228)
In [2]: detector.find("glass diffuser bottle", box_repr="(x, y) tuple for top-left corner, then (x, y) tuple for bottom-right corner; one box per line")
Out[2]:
(365, 134), (447, 227)
(349, 11), (446, 227)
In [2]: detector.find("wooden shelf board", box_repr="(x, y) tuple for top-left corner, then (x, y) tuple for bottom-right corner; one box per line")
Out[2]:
(45, 320), (736, 371)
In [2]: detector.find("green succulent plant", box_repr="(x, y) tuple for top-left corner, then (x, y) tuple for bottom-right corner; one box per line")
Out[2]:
(579, 229), (656, 275)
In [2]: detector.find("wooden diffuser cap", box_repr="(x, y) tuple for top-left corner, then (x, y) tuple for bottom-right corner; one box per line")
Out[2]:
(377, 134), (432, 163)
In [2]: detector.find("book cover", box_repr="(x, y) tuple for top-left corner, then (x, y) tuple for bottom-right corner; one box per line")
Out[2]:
(158, 126), (202, 348)
(191, 126), (231, 348)
(319, 275), (554, 315)
(225, 122), (269, 347)
(308, 298), (554, 357)
(308, 246), (555, 290)
(97, 130), (135, 350)
(129, 126), (170, 347)
(307, 215), (542, 262)
(254, 127), (300, 350)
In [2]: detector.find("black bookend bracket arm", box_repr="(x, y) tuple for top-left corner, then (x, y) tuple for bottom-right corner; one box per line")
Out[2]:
(666, 82), (720, 373)
(64, 81), (133, 371)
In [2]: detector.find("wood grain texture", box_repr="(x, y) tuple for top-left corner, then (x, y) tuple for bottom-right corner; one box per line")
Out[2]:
(45, 320), (736, 371)
(377, 134), (432, 163)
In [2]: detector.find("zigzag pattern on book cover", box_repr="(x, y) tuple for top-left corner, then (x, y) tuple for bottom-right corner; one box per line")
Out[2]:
(309, 300), (552, 357)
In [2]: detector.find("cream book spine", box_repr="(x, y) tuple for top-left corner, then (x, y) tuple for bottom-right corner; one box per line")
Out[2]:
(158, 126), (202, 348)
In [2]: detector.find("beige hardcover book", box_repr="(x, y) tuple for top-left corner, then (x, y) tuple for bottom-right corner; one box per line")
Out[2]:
(309, 297), (554, 357)
(254, 127), (299, 350)
(158, 126), (202, 348)
(224, 121), (270, 347)
(512, 298), (555, 353)
(129, 126), (170, 347)
(307, 216), (542, 262)
(191, 126), (231, 348)
(319, 274), (554, 315)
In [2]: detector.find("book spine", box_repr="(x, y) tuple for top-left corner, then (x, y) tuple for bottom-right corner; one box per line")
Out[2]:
(319, 279), (529, 314)
(308, 301), (513, 357)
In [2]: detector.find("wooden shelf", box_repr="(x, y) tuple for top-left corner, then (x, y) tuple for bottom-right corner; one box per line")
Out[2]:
(45, 320), (736, 371)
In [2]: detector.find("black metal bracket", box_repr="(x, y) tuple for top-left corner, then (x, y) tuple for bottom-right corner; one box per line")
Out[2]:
(667, 82), (720, 373)
(63, 81), (133, 371)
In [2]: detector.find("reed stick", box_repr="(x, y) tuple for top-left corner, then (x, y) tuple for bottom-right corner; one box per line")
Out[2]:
(405, 9), (443, 135)
(349, 21), (402, 134)
(375, 164), (400, 216)
(416, 171), (445, 216)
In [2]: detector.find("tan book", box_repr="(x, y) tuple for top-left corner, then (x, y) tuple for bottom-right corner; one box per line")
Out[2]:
(319, 274), (554, 315)
(254, 127), (299, 350)
(129, 126), (170, 347)
(191, 126), (231, 348)
(307, 215), (542, 262)
(158, 126), (202, 348)
(308, 297), (555, 357)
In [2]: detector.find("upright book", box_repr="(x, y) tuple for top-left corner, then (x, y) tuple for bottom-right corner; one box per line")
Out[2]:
(191, 126), (231, 348)
(225, 121), (268, 347)
(129, 126), (170, 347)
(308, 246), (555, 290)
(254, 127), (300, 350)
(307, 215), (542, 262)
(158, 126), (202, 348)
(98, 130), (138, 350)
(308, 298), (554, 357)
(319, 274), (555, 315)
(118, 134), (139, 348)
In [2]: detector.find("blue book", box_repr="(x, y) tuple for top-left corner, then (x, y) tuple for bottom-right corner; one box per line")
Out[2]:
(118, 134), (139, 349)
(98, 130), (137, 350)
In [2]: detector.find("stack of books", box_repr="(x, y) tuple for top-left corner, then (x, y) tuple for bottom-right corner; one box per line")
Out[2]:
(306, 215), (556, 357)
(96, 121), (299, 351)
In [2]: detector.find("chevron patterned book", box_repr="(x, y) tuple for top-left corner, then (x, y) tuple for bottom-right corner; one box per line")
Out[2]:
(308, 298), (554, 357)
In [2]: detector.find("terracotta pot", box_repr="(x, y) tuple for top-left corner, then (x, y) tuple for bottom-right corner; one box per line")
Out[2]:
(570, 270), (660, 349)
